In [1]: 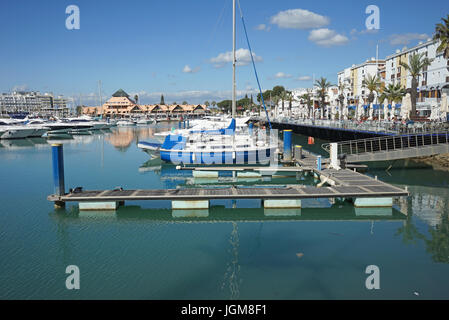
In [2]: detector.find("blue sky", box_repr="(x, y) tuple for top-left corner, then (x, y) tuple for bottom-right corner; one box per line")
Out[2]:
(0, 0), (448, 106)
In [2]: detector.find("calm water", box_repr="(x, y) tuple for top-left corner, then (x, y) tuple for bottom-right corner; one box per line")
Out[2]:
(1, 124), (449, 300)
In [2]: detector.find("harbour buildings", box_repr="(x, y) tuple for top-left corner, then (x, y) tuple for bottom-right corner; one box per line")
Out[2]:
(337, 58), (386, 105)
(82, 89), (210, 118)
(384, 39), (449, 116)
(0, 91), (69, 117)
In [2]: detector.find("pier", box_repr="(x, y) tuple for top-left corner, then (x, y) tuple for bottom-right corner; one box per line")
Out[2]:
(255, 117), (449, 141)
(47, 142), (409, 210)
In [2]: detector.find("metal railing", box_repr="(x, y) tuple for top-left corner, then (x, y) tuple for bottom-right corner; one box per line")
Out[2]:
(321, 132), (449, 156)
(251, 116), (449, 135)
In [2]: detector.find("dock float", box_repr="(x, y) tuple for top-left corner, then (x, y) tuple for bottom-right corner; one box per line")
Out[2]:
(47, 143), (408, 210)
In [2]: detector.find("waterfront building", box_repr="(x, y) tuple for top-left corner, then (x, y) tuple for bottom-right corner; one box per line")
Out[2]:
(337, 58), (386, 105)
(385, 39), (449, 115)
(0, 91), (69, 117)
(82, 89), (209, 118)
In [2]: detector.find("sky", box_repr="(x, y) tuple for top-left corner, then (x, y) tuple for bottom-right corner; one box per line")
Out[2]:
(0, 0), (448, 106)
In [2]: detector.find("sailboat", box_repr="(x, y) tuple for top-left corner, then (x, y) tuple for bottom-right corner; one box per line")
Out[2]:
(137, 0), (277, 165)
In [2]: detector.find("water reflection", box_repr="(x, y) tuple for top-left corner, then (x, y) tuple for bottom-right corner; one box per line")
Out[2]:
(396, 186), (449, 263)
(50, 203), (405, 224)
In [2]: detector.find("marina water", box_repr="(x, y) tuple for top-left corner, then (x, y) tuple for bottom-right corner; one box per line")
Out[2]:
(1, 124), (449, 299)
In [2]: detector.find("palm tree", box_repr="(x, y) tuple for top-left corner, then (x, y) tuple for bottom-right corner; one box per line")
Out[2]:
(362, 74), (381, 104)
(134, 94), (139, 104)
(204, 101), (210, 107)
(285, 91), (295, 117)
(279, 91), (289, 114)
(379, 83), (406, 106)
(399, 53), (433, 118)
(315, 77), (332, 118)
(433, 14), (449, 59)
(211, 101), (216, 107)
(300, 91), (313, 118)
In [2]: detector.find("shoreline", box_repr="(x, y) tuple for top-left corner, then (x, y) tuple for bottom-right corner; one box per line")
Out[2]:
(412, 153), (449, 170)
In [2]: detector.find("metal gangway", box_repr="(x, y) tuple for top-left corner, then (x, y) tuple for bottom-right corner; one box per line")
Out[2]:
(322, 132), (449, 163)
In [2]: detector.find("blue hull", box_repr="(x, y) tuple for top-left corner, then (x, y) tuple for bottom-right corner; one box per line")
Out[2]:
(160, 148), (277, 165)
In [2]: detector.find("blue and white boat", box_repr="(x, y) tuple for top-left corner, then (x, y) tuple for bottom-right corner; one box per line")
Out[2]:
(138, 119), (278, 165)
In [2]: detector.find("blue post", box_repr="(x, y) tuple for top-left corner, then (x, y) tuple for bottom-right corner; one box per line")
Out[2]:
(249, 122), (254, 135)
(178, 121), (181, 129)
(283, 130), (292, 161)
(52, 144), (65, 195)
(183, 121), (186, 129)
(317, 155), (322, 171)
(51, 144), (65, 208)
(187, 119), (190, 128)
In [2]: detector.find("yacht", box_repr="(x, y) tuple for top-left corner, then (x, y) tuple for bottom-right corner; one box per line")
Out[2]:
(0, 120), (36, 139)
(117, 119), (135, 127)
(138, 119), (278, 165)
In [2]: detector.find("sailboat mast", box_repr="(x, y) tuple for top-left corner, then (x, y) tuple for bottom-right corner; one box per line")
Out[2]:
(98, 80), (103, 107)
(232, 0), (236, 118)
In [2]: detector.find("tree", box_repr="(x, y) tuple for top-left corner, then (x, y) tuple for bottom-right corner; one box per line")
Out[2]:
(285, 91), (296, 117)
(257, 90), (272, 104)
(362, 74), (381, 104)
(182, 101), (188, 105)
(204, 101), (210, 107)
(211, 101), (217, 107)
(379, 83), (406, 106)
(134, 94), (139, 104)
(217, 100), (232, 112)
(160, 94), (165, 105)
(76, 105), (83, 116)
(433, 14), (449, 59)
(300, 91), (313, 118)
(400, 53), (433, 118)
(315, 77), (332, 118)
(172, 101), (177, 105)
(272, 85), (285, 98)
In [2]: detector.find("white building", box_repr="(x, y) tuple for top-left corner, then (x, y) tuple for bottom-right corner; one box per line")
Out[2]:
(337, 58), (386, 105)
(0, 91), (69, 117)
(385, 39), (449, 116)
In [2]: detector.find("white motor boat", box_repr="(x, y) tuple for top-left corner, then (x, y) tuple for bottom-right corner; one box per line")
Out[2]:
(0, 121), (36, 139)
(117, 119), (135, 127)
(136, 118), (154, 125)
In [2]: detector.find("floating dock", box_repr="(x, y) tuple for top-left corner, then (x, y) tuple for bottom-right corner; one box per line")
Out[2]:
(47, 143), (408, 210)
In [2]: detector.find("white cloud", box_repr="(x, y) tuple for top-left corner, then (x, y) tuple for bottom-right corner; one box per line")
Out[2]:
(12, 84), (29, 91)
(296, 76), (312, 81)
(270, 9), (329, 29)
(128, 89), (259, 105)
(308, 28), (349, 47)
(273, 72), (293, 79)
(255, 24), (271, 32)
(210, 48), (262, 68)
(389, 33), (429, 46)
(182, 65), (200, 73)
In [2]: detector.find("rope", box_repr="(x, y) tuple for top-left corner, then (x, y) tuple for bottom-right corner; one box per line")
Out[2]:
(236, 0), (272, 130)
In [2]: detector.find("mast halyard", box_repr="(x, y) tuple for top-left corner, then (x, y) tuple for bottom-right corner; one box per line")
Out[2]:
(232, 0), (236, 118)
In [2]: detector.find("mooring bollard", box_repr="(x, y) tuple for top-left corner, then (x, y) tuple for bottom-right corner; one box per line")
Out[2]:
(183, 120), (186, 129)
(295, 145), (303, 161)
(283, 130), (292, 162)
(317, 155), (322, 171)
(249, 122), (254, 135)
(178, 121), (182, 129)
(51, 143), (65, 208)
